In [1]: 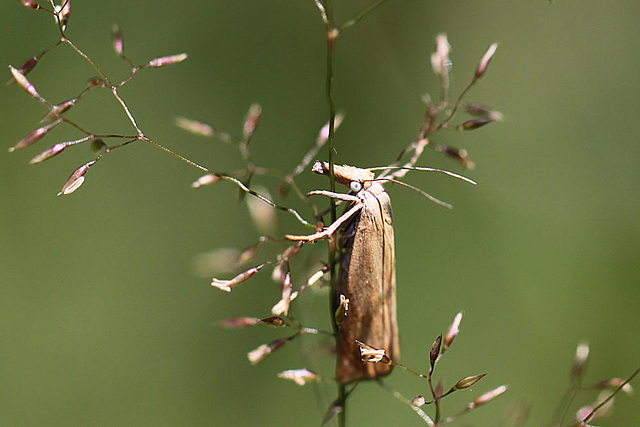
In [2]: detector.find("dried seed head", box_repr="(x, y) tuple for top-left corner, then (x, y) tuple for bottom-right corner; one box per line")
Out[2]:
(277, 369), (322, 386)
(247, 344), (271, 365)
(210, 263), (266, 292)
(271, 271), (292, 316)
(468, 385), (508, 409)
(9, 119), (62, 152)
(191, 173), (221, 188)
(434, 381), (443, 399)
(272, 244), (301, 283)
(9, 66), (44, 102)
(86, 77), (105, 88)
(41, 98), (77, 122)
(243, 103), (262, 140)
(111, 24), (124, 57)
(596, 378), (634, 395)
(175, 117), (214, 137)
(237, 244), (260, 264)
(306, 269), (326, 288)
(321, 398), (343, 426)
(464, 103), (504, 121)
(575, 405), (595, 424)
(504, 402), (531, 426)
(454, 373), (486, 390)
(17, 0), (41, 9)
(291, 114), (346, 178)
(475, 42), (498, 80)
(90, 139), (107, 153)
(7, 56), (38, 85)
(193, 248), (240, 278)
(356, 340), (390, 364)
(19, 56), (39, 73)
(217, 317), (261, 328)
(54, 1), (71, 31)
(247, 338), (289, 365)
(281, 243), (301, 261)
(145, 53), (188, 68)
(435, 145), (475, 169)
(316, 112), (344, 145)
(443, 311), (463, 352)
(246, 186), (277, 234)
(58, 160), (96, 196)
(431, 33), (452, 77)
(62, 1), (72, 24)
(576, 390), (615, 424)
(429, 334), (442, 368)
(571, 342), (590, 381)
(271, 261), (286, 284)
(271, 262), (287, 283)
(457, 118), (494, 131)
(29, 142), (66, 164)
(593, 390), (614, 417)
(290, 267), (327, 301)
(260, 316), (286, 327)
(411, 396), (426, 408)
(334, 294), (349, 327)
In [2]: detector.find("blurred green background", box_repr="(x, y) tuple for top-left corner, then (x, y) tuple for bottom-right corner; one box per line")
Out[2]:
(1, 1), (639, 426)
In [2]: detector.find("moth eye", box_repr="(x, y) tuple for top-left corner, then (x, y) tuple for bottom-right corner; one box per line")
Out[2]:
(350, 181), (363, 192)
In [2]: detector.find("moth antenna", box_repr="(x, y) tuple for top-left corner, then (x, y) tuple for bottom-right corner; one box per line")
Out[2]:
(380, 178), (453, 209)
(369, 166), (476, 185)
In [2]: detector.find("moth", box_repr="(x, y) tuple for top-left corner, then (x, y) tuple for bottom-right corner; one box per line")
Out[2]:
(288, 161), (399, 385)
(288, 160), (472, 385)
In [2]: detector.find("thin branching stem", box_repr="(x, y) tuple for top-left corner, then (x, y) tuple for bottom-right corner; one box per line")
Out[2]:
(315, 2), (401, 425)
(137, 135), (315, 227)
(378, 380), (435, 426)
(580, 367), (640, 425)
(339, 0), (391, 32)
(61, 38), (111, 85)
(390, 360), (427, 379)
(427, 375), (442, 423)
(314, 1), (343, 425)
(22, 14), (318, 228)
(435, 78), (476, 131)
(111, 87), (143, 135)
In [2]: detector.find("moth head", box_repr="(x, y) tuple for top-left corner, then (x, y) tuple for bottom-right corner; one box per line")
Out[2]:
(312, 160), (375, 190)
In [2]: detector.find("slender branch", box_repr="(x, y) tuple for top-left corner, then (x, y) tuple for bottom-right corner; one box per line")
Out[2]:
(324, 22), (346, 427)
(435, 79), (475, 131)
(378, 380), (434, 426)
(111, 87), (142, 135)
(61, 38), (111, 84)
(137, 135), (314, 227)
(580, 368), (640, 425)
(339, 0), (391, 32)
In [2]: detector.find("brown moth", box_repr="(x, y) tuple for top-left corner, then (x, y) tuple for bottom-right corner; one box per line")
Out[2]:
(287, 160), (472, 385)
(288, 160), (399, 385)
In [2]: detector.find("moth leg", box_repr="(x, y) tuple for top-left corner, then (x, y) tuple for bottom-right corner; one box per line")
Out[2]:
(307, 190), (360, 203)
(308, 191), (358, 220)
(286, 202), (363, 242)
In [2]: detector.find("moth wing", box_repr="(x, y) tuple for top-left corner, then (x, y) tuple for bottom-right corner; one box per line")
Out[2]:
(336, 183), (398, 384)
